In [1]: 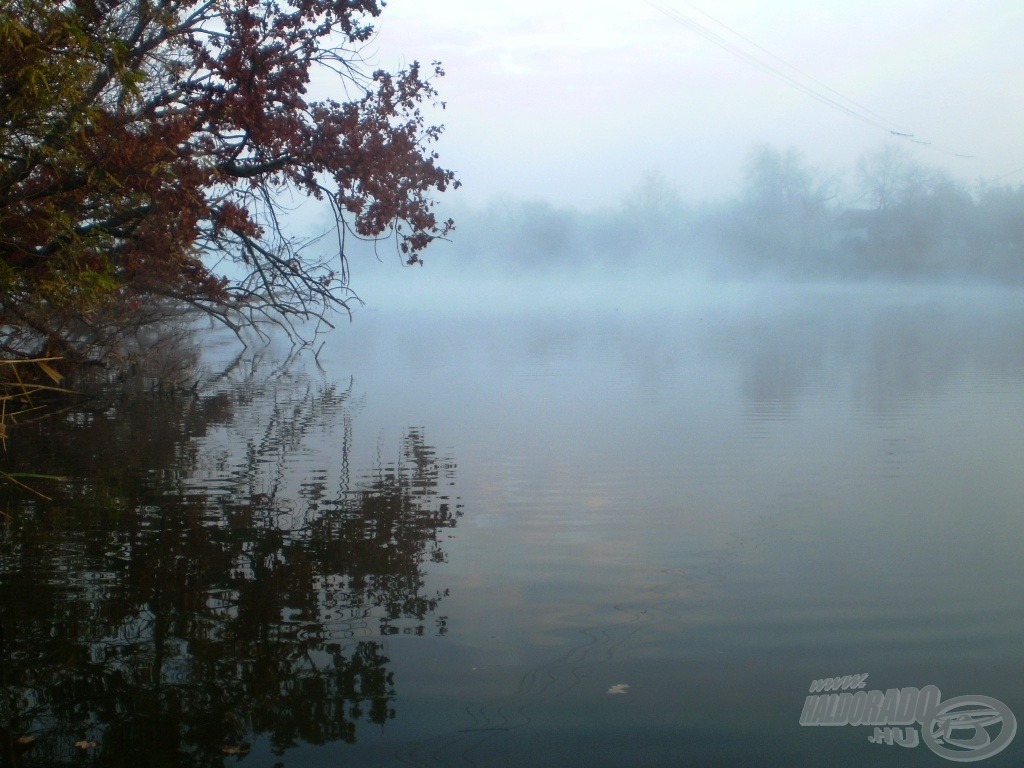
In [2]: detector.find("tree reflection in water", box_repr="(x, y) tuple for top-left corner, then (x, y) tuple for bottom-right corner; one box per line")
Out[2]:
(0, 360), (461, 766)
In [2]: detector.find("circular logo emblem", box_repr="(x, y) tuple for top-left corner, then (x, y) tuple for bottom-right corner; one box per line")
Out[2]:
(922, 695), (1017, 762)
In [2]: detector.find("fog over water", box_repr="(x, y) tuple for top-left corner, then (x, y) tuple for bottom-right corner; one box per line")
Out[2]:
(6, 271), (1024, 765)
(348, 141), (1024, 317)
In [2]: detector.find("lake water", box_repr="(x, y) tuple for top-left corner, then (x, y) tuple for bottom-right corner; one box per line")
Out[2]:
(2, 282), (1024, 767)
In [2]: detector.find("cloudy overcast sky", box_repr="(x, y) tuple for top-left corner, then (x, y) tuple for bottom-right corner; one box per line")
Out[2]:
(367, 0), (1023, 208)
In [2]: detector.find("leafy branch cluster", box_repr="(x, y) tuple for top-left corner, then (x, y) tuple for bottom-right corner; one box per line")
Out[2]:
(0, 0), (458, 364)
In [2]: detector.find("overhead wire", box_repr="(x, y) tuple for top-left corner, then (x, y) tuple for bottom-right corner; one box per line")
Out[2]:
(644, 0), (894, 132)
(673, 0), (909, 135)
(644, 0), (981, 163)
(991, 163), (1024, 183)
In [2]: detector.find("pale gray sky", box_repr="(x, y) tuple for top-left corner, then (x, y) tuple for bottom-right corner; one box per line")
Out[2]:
(367, 0), (1024, 207)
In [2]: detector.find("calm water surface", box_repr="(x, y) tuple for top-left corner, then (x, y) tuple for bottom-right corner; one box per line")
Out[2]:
(3, 284), (1024, 767)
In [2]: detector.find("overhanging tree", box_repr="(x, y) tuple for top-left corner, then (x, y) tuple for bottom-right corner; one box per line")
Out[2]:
(0, 0), (458, 362)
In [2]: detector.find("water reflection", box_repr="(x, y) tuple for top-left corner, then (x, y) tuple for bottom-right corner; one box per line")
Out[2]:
(4, 286), (1024, 767)
(716, 288), (1024, 420)
(0, 357), (460, 766)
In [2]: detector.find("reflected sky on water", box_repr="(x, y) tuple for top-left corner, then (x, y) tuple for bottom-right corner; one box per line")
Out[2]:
(3, 284), (1024, 766)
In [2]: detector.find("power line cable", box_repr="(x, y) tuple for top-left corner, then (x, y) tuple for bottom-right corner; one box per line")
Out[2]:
(990, 163), (1024, 183)
(644, 0), (978, 161)
(645, 0), (893, 132)
(674, 0), (912, 134)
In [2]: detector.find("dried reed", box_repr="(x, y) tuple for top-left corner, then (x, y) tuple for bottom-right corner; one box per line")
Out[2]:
(0, 358), (73, 503)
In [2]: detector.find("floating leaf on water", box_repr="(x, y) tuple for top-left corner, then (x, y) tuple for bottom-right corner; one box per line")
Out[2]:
(606, 683), (630, 695)
(15, 735), (35, 745)
(74, 740), (97, 750)
(222, 745), (250, 755)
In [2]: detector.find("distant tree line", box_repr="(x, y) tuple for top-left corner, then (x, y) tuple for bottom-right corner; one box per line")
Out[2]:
(449, 144), (1024, 283)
